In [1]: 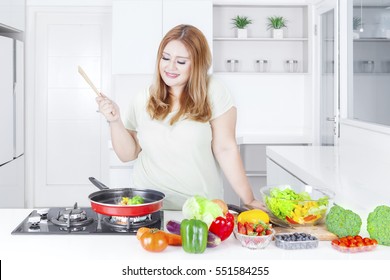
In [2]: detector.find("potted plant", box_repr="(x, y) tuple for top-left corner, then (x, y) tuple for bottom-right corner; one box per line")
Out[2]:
(231, 15), (252, 38)
(266, 16), (288, 39)
(353, 17), (361, 39)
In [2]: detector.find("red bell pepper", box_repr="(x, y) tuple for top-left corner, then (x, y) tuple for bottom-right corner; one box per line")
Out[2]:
(285, 216), (299, 225)
(209, 212), (234, 241)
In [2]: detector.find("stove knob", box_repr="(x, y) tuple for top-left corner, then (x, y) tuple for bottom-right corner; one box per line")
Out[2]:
(37, 208), (49, 215)
(28, 213), (41, 224)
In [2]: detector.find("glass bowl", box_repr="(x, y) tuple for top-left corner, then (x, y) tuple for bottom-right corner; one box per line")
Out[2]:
(260, 185), (335, 227)
(233, 228), (275, 250)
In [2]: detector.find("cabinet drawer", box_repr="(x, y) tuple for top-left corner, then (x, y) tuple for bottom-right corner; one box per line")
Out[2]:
(241, 144), (267, 172)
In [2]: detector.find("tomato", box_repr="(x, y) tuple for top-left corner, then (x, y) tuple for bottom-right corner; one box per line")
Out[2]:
(136, 227), (150, 240)
(371, 239), (378, 245)
(355, 235), (363, 241)
(357, 241), (364, 247)
(265, 229), (272, 235)
(363, 237), (372, 245)
(340, 237), (348, 243)
(331, 239), (340, 245)
(285, 216), (299, 224)
(347, 235), (354, 240)
(139, 229), (168, 252)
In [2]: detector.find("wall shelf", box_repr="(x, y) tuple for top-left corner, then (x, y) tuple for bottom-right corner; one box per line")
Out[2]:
(214, 37), (308, 41)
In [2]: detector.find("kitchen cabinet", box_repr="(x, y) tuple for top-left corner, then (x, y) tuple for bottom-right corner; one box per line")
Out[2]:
(211, 2), (314, 140)
(112, 0), (162, 74)
(224, 143), (308, 205)
(112, 0), (213, 74)
(0, 0), (25, 31)
(213, 4), (310, 73)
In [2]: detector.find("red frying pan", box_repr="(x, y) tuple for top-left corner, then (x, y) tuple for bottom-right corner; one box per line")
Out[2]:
(88, 177), (165, 217)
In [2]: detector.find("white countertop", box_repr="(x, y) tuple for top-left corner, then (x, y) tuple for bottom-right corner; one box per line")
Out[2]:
(1, 209), (389, 262)
(266, 146), (390, 212)
(236, 133), (312, 145)
(266, 145), (390, 245)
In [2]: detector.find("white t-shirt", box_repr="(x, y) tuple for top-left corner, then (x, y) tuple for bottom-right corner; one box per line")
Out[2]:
(124, 77), (234, 210)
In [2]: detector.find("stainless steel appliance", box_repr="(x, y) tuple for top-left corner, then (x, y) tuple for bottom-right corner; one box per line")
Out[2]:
(0, 34), (24, 208)
(11, 203), (164, 235)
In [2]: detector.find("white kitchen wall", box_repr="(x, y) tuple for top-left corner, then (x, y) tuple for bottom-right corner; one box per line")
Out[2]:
(214, 73), (312, 137)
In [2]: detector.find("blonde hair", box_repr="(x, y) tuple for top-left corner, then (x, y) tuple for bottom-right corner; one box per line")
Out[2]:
(147, 24), (212, 125)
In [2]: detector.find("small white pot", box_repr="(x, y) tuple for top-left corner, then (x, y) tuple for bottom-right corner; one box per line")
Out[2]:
(237, 28), (247, 38)
(272, 29), (284, 39)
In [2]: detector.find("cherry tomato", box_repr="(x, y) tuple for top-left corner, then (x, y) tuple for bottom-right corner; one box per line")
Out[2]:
(139, 229), (168, 252)
(340, 237), (348, 243)
(371, 239), (378, 245)
(331, 239), (340, 245)
(363, 237), (372, 244)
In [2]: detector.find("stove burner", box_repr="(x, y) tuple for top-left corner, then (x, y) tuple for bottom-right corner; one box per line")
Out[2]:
(102, 214), (160, 233)
(51, 203), (94, 228)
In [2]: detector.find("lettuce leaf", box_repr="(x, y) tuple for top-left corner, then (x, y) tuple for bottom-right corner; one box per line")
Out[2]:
(182, 196), (223, 227)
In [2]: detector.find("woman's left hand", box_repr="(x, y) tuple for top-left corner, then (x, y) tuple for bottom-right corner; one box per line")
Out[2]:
(244, 200), (267, 212)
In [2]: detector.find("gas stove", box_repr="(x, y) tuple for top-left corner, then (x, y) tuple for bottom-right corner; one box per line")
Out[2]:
(11, 203), (164, 235)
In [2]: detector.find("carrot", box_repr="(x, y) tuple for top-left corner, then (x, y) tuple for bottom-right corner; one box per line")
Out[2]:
(164, 232), (182, 246)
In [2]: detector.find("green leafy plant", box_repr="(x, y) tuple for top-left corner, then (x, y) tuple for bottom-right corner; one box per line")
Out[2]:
(231, 15), (253, 29)
(353, 17), (362, 30)
(266, 16), (288, 30)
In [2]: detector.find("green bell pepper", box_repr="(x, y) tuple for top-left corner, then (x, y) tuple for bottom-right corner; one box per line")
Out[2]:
(180, 219), (208, 254)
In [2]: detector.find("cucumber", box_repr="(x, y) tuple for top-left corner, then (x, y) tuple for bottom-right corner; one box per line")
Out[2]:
(166, 220), (221, 248)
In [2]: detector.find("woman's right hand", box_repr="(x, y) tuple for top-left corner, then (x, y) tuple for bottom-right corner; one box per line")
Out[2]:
(96, 93), (120, 123)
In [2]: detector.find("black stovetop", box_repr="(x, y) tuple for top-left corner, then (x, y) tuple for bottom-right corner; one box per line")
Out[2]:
(11, 207), (163, 235)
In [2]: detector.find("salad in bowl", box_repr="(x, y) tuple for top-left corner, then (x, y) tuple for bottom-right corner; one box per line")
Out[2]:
(260, 185), (334, 226)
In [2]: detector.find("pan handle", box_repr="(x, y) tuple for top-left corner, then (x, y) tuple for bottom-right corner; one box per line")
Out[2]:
(89, 177), (110, 190)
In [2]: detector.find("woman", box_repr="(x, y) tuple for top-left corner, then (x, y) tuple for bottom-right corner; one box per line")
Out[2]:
(97, 24), (263, 210)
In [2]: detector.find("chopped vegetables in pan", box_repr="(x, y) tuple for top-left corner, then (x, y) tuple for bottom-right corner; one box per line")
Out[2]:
(120, 195), (144, 205)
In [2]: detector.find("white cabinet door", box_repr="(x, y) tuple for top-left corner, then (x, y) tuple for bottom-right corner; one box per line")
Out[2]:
(112, 0), (162, 74)
(0, 0), (25, 31)
(162, 0), (213, 51)
(0, 35), (13, 165)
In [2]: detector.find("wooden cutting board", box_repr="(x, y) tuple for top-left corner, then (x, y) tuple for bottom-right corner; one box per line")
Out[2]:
(273, 223), (337, 241)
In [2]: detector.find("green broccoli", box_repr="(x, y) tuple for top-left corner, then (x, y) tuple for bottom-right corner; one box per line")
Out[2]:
(367, 205), (390, 246)
(325, 204), (362, 237)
